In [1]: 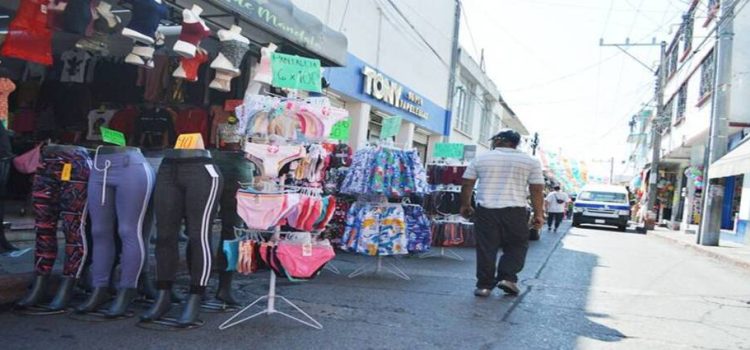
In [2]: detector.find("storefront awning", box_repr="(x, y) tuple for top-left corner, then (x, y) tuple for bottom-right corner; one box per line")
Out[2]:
(709, 138), (750, 178)
(209, 0), (348, 66)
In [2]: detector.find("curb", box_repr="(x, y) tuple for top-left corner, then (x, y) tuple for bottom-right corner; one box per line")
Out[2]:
(650, 231), (750, 272)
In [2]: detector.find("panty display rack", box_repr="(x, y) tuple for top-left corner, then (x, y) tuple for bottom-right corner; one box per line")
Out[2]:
(421, 162), (476, 260)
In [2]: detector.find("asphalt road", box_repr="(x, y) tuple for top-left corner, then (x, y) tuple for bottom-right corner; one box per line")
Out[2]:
(1, 222), (749, 350)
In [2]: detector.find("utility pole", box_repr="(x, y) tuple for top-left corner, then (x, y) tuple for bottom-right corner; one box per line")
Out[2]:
(444, 0), (461, 141)
(599, 38), (666, 230)
(647, 41), (667, 229)
(699, 0), (734, 246)
(610, 157), (615, 185)
(531, 132), (540, 155)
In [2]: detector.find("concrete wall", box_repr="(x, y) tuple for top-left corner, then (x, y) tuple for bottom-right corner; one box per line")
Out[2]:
(293, 0), (455, 110)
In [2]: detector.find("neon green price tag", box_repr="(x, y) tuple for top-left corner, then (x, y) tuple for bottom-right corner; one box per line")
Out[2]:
(100, 127), (126, 146)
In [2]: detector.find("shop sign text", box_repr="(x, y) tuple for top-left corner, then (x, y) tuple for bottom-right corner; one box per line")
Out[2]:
(362, 66), (430, 119)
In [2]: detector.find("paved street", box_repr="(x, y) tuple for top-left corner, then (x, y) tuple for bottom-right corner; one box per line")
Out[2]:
(1, 222), (749, 350)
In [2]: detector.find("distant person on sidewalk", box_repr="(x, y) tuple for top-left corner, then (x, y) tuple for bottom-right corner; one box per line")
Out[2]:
(460, 129), (545, 297)
(545, 186), (568, 232)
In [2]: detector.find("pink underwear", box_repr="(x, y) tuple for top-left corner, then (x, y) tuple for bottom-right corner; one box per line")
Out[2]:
(274, 241), (335, 280)
(244, 143), (306, 178)
(297, 109), (323, 139)
(236, 192), (301, 229)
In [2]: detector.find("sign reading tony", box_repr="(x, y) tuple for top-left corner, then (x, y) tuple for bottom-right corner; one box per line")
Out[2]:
(362, 66), (430, 119)
(271, 53), (322, 92)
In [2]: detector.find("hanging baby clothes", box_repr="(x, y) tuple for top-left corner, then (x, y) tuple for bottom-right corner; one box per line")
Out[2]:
(403, 205), (431, 253)
(340, 147), (429, 198)
(341, 203), (408, 256)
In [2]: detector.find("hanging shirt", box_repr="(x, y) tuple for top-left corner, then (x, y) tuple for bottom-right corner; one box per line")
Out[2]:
(134, 108), (174, 149)
(108, 106), (140, 138)
(86, 109), (116, 141)
(60, 49), (93, 83)
(174, 107), (208, 144)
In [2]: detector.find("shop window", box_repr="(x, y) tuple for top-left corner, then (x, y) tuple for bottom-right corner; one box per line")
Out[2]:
(681, 14), (694, 57)
(662, 97), (674, 133)
(667, 45), (679, 78)
(699, 51), (715, 104)
(454, 85), (474, 135)
(675, 84), (687, 125)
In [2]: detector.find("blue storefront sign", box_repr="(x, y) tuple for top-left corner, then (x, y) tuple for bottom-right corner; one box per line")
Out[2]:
(325, 53), (451, 135)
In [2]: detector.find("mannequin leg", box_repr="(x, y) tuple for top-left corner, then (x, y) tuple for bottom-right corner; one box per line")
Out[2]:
(178, 163), (222, 326)
(107, 162), (153, 317)
(18, 170), (61, 307)
(51, 175), (89, 310)
(142, 162), (184, 320)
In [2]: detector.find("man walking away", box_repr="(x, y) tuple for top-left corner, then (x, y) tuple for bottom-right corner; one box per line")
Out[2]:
(460, 129), (545, 297)
(545, 186), (568, 233)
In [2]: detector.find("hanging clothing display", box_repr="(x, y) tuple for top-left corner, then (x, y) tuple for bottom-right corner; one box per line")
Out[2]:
(427, 164), (467, 186)
(133, 108), (174, 149)
(341, 202), (409, 256)
(88, 147), (154, 289)
(260, 239), (335, 281)
(340, 146), (429, 198)
(62, 0), (96, 36)
(86, 109), (116, 141)
(403, 204), (431, 253)
(210, 26), (250, 77)
(122, 0), (167, 45)
(174, 107), (209, 143)
(0, 0), (54, 65)
(430, 220), (475, 248)
(244, 143), (306, 179)
(32, 145), (91, 278)
(173, 5), (211, 58)
(213, 151), (255, 273)
(173, 49), (208, 82)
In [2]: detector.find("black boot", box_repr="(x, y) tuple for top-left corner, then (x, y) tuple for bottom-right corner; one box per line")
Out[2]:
(105, 288), (137, 318)
(16, 274), (49, 308)
(139, 271), (158, 301)
(75, 287), (111, 313)
(177, 293), (202, 327)
(140, 289), (172, 322)
(46, 276), (77, 311)
(215, 272), (238, 306)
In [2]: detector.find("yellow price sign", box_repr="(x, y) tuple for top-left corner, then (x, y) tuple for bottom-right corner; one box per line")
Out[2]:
(174, 133), (205, 150)
(61, 163), (72, 181)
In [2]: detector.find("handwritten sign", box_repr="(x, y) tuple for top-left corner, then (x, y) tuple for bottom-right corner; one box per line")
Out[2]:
(271, 53), (322, 92)
(175, 133), (205, 150)
(100, 127), (126, 146)
(433, 143), (465, 159)
(329, 118), (351, 141)
(379, 115), (402, 140)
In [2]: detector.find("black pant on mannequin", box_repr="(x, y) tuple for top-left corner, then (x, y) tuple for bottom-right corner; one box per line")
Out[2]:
(142, 149), (223, 327)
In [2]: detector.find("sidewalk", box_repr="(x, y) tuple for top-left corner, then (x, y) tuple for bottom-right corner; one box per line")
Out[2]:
(649, 226), (750, 271)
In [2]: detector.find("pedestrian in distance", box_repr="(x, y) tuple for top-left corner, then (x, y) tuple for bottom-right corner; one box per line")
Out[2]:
(459, 129), (545, 297)
(545, 185), (568, 233)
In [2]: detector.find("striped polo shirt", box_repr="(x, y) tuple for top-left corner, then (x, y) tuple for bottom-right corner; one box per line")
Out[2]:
(463, 148), (544, 209)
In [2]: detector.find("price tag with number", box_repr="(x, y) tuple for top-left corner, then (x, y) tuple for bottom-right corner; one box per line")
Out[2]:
(174, 133), (205, 150)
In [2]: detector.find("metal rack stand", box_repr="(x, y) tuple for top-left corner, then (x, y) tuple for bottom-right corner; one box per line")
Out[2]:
(419, 247), (464, 261)
(219, 228), (323, 330)
(348, 256), (411, 280)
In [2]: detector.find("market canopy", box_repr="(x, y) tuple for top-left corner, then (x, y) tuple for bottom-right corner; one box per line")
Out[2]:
(709, 139), (750, 179)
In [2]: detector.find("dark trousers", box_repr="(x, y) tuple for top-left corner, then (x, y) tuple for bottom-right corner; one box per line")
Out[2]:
(547, 212), (564, 229)
(474, 206), (529, 288)
(213, 151), (254, 272)
(154, 158), (223, 289)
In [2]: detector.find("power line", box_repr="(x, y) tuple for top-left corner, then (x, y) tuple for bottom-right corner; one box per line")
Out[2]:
(459, 1), (481, 60)
(383, 0), (450, 67)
